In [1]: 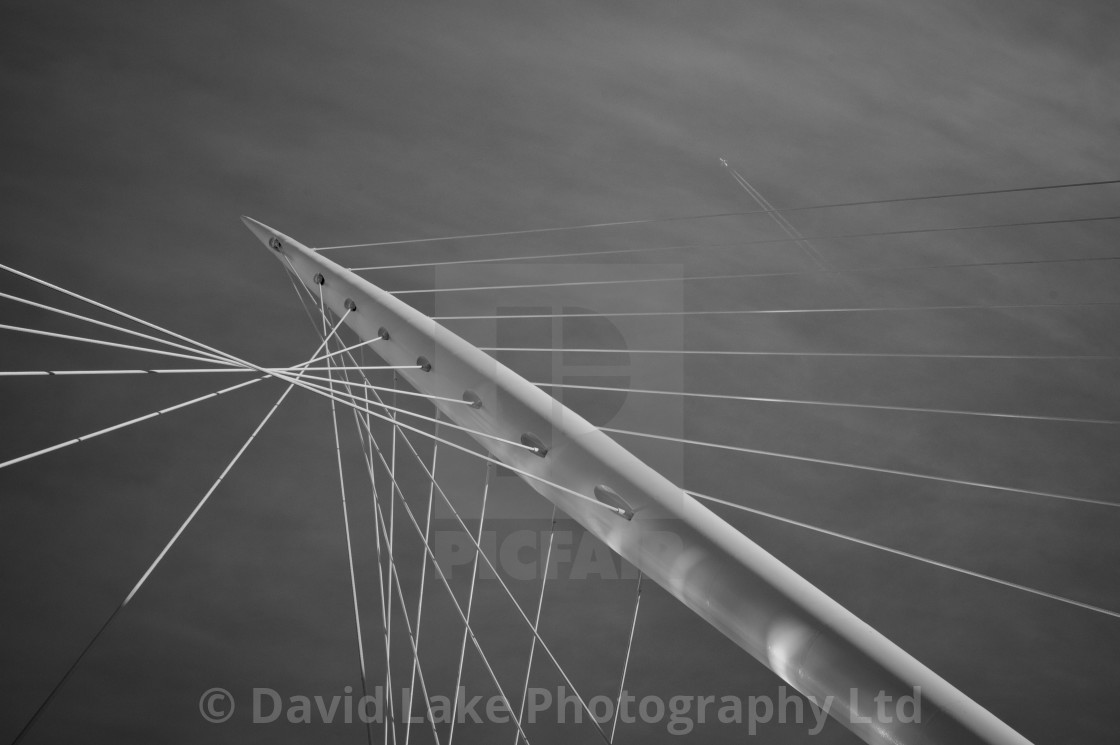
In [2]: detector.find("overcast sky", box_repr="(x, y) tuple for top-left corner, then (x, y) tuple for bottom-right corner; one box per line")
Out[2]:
(2, 1), (1119, 743)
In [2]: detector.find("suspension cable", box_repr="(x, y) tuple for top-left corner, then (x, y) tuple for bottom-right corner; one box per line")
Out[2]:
(338, 368), (400, 745)
(290, 279), (406, 743)
(315, 177), (1120, 251)
(294, 371), (473, 406)
(349, 214), (1120, 272)
(368, 489), (445, 744)
(279, 259), (1101, 516)
(531, 381), (1120, 425)
(268, 364), (421, 372)
(387, 254), (1120, 296)
(273, 259), (629, 516)
(351, 394), (626, 515)
(306, 289), (612, 740)
(0, 367), (257, 377)
(688, 490), (1120, 620)
(284, 265), (403, 744)
(271, 364), (420, 372)
(325, 339), (526, 744)
(0, 323), (248, 366)
(0, 262), (256, 369)
(1, 290), (244, 366)
(488, 347), (1120, 361)
(309, 304), (437, 742)
(285, 268), (617, 739)
(512, 506), (558, 744)
(404, 429), (439, 745)
(433, 300), (1120, 322)
(358, 390), (611, 742)
(360, 411), (540, 745)
(601, 427), (1118, 509)
(0, 263), (398, 421)
(319, 290), (375, 745)
(610, 572), (643, 743)
(1, 273), (356, 479)
(292, 374), (539, 453)
(448, 462), (492, 745)
(387, 371), (398, 715)
(267, 350), (628, 515)
(302, 335), (384, 367)
(9, 337), (329, 744)
(0, 376), (265, 471)
(350, 411), (400, 745)
(0, 262), (379, 410)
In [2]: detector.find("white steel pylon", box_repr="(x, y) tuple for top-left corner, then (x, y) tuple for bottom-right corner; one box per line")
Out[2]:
(242, 216), (1032, 745)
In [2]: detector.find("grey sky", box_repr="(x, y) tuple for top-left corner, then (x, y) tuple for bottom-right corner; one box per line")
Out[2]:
(2, 1), (1119, 742)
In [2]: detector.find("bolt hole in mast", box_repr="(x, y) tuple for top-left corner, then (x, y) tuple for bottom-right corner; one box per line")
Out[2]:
(462, 390), (483, 409)
(520, 431), (549, 457)
(593, 485), (635, 520)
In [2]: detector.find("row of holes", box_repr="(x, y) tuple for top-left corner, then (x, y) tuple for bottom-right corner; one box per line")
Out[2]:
(312, 269), (633, 519)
